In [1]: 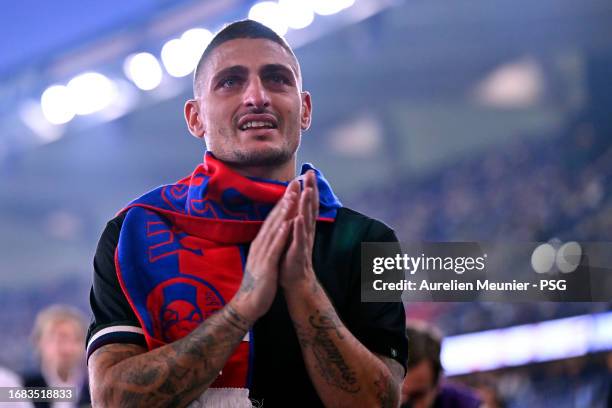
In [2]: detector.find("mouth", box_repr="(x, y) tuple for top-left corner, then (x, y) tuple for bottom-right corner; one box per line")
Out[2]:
(237, 114), (278, 131)
(239, 121), (277, 131)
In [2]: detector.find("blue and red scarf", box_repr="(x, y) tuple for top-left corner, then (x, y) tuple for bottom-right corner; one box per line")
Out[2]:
(114, 153), (341, 389)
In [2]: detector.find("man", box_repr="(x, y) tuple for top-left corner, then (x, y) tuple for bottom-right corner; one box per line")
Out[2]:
(26, 305), (90, 407)
(400, 323), (481, 408)
(87, 20), (406, 407)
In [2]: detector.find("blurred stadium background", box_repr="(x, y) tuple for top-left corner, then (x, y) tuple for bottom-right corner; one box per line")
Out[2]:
(1, 0), (611, 406)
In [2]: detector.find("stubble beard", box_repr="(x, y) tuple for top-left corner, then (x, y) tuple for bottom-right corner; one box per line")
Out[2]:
(214, 130), (300, 170)
(228, 145), (293, 168)
(207, 122), (301, 170)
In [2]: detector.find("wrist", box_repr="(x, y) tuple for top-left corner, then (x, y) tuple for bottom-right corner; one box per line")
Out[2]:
(282, 273), (320, 298)
(226, 297), (257, 330)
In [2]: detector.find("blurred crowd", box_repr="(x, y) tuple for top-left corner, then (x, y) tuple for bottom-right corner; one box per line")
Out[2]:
(352, 109), (612, 333)
(462, 352), (611, 408)
(357, 112), (611, 244)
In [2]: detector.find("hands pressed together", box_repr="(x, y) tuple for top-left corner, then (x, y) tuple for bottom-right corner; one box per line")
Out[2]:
(231, 170), (320, 324)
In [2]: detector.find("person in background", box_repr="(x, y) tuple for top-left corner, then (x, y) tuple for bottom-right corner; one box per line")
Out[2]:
(0, 365), (33, 408)
(24, 305), (90, 408)
(401, 322), (482, 408)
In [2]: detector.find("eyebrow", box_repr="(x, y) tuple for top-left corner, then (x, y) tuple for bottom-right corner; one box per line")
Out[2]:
(210, 64), (298, 88)
(259, 63), (296, 79)
(210, 65), (248, 88)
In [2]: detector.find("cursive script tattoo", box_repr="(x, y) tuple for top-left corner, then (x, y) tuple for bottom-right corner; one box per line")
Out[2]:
(373, 371), (398, 408)
(295, 308), (361, 394)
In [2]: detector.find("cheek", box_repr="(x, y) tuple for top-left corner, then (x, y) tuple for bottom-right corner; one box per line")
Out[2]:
(284, 106), (301, 130)
(40, 343), (56, 358)
(204, 106), (232, 129)
(205, 123), (233, 149)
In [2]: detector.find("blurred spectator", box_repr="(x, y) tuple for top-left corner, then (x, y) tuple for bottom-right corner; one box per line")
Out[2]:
(0, 366), (33, 408)
(475, 383), (505, 408)
(24, 305), (90, 408)
(401, 322), (482, 408)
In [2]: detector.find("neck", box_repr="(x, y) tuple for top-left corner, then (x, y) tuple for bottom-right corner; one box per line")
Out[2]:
(221, 157), (297, 182)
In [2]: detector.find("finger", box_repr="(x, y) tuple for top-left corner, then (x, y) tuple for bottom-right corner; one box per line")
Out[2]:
(302, 184), (318, 233)
(265, 219), (292, 263)
(285, 179), (300, 219)
(304, 170), (319, 221)
(277, 180), (300, 219)
(288, 177), (301, 194)
(290, 215), (307, 256)
(257, 182), (298, 240)
(288, 215), (300, 252)
(252, 197), (286, 249)
(306, 169), (316, 188)
(298, 186), (312, 224)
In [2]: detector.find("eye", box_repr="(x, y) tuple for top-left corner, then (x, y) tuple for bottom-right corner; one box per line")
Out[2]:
(163, 310), (178, 323)
(218, 75), (242, 89)
(266, 73), (290, 85)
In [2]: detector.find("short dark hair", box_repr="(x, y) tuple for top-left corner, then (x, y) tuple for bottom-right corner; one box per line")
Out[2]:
(406, 324), (443, 384)
(192, 19), (300, 96)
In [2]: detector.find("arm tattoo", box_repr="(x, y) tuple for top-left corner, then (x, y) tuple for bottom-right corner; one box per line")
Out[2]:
(90, 305), (250, 408)
(224, 303), (251, 331)
(373, 371), (399, 408)
(294, 308), (361, 394)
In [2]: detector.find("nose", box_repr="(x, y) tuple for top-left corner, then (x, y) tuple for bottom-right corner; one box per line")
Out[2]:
(242, 77), (270, 109)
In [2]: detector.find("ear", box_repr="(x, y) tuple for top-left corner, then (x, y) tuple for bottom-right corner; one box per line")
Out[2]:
(184, 99), (206, 139)
(300, 91), (312, 131)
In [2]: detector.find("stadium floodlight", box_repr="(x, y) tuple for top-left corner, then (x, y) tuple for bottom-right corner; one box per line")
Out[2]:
(248, 2), (288, 36)
(278, 0), (315, 30)
(181, 28), (213, 66)
(67, 72), (118, 115)
(161, 38), (194, 78)
(161, 28), (212, 78)
(124, 52), (163, 91)
(311, 0), (355, 16)
(40, 85), (75, 125)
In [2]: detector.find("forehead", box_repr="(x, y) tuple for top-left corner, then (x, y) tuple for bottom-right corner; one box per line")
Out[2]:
(41, 319), (83, 339)
(204, 38), (299, 80)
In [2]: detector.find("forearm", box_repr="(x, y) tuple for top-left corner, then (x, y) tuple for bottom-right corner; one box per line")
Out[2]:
(89, 300), (251, 408)
(285, 279), (400, 408)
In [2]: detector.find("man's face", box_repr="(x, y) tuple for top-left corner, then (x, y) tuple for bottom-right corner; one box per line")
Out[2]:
(186, 38), (312, 169)
(401, 360), (438, 408)
(38, 319), (84, 379)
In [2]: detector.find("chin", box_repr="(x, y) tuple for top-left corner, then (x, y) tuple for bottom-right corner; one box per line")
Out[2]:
(230, 145), (293, 168)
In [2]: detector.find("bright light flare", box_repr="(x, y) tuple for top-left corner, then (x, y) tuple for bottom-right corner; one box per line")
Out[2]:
(67, 72), (118, 115)
(161, 28), (213, 78)
(311, 0), (355, 16)
(279, 0), (315, 30)
(248, 2), (288, 36)
(181, 28), (213, 62)
(124, 52), (163, 91)
(40, 85), (75, 125)
(161, 39), (193, 78)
